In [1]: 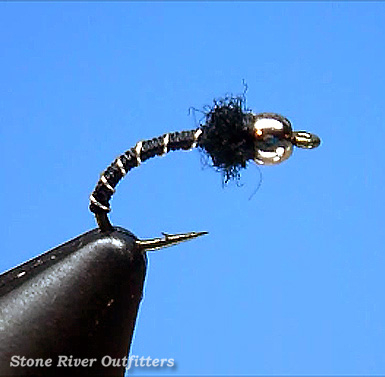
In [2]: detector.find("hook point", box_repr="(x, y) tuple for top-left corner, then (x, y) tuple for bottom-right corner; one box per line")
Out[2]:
(136, 231), (208, 252)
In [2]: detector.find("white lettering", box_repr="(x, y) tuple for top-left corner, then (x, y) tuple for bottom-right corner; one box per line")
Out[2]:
(88, 358), (97, 367)
(10, 356), (20, 367)
(26, 359), (35, 367)
(34, 358), (52, 367)
(167, 359), (175, 367)
(121, 355), (175, 370)
(10, 356), (53, 368)
(126, 355), (135, 370)
(57, 355), (95, 367)
(101, 355), (112, 367)
(57, 355), (69, 367)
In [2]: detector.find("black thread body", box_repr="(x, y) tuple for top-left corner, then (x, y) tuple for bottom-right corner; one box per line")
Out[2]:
(89, 97), (259, 230)
(89, 130), (198, 217)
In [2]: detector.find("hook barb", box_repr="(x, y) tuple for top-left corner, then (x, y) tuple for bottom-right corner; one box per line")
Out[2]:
(136, 231), (208, 252)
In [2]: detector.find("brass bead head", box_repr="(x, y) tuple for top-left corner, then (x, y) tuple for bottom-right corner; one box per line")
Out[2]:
(251, 113), (294, 165)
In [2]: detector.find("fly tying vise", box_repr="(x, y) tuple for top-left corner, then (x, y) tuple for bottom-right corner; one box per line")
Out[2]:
(90, 96), (321, 245)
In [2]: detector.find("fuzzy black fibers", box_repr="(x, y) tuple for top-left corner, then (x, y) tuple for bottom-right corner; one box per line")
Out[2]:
(198, 96), (256, 182)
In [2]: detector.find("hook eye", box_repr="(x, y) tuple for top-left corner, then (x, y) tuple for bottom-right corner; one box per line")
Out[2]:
(292, 131), (321, 149)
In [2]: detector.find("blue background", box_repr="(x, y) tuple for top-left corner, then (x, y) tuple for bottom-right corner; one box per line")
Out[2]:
(1, 2), (385, 375)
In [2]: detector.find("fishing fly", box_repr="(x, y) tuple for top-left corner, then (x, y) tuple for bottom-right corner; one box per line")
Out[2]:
(90, 95), (320, 242)
(0, 94), (321, 375)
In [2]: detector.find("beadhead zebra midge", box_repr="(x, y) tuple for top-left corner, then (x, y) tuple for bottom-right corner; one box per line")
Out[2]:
(0, 95), (321, 372)
(89, 96), (320, 248)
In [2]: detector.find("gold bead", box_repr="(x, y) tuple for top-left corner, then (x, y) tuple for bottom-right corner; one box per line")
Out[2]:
(252, 113), (294, 165)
